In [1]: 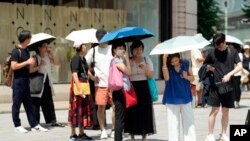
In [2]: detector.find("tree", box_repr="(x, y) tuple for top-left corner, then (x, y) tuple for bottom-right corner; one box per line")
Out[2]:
(242, 0), (250, 18)
(198, 0), (223, 40)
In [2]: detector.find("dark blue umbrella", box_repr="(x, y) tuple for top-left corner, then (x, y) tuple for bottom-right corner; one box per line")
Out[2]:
(99, 26), (154, 44)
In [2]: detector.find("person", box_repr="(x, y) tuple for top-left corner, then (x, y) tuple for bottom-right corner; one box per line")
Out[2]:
(111, 42), (131, 141)
(30, 41), (64, 127)
(203, 33), (242, 141)
(68, 42), (93, 141)
(242, 45), (250, 91)
(200, 47), (214, 107)
(10, 30), (48, 133)
(162, 53), (196, 141)
(191, 49), (205, 108)
(85, 29), (115, 139)
(124, 40), (156, 141)
(228, 43), (243, 109)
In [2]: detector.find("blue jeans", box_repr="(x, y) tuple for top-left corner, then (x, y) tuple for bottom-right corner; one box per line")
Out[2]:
(12, 78), (37, 127)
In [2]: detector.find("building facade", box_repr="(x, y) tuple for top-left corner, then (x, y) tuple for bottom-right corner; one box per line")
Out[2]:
(216, 0), (250, 42)
(0, 0), (197, 102)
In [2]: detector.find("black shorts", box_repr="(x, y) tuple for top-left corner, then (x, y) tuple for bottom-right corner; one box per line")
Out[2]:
(207, 86), (234, 108)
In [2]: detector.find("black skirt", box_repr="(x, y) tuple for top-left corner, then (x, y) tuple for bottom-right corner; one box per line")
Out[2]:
(124, 80), (156, 135)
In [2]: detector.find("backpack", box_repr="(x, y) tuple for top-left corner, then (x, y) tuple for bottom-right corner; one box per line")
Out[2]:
(2, 48), (21, 87)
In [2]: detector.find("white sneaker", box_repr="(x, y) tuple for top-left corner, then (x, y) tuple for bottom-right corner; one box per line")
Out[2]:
(15, 126), (28, 133)
(100, 129), (108, 139)
(220, 134), (229, 141)
(31, 124), (48, 132)
(110, 129), (115, 138)
(205, 134), (215, 141)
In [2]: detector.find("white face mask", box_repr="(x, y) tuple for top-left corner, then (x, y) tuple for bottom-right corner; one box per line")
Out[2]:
(116, 49), (125, 57)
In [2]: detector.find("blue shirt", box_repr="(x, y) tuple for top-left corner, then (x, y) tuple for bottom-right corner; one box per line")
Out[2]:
(162, 59), (192, 105)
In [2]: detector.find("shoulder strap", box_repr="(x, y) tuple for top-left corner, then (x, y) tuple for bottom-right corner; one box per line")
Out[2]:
(92, 47), (95, 66)
(79, 58), (88, 79)
(35, 55), (39, 66)
(16, 47), (22, 62)
(143, 57), (148, 65)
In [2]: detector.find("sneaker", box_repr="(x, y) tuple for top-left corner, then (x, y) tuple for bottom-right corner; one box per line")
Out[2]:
(205, 134), (215, 141)
(234, 101), (240, 109)
(69, 134), (78, 141)
(79, 133), (92, 140)
(15, 126), (28, 133)
(100, 129), (108, 139)
(31, 124), (48, 132)
(110, 129), (115, 138)
(219, 134), (229, 141)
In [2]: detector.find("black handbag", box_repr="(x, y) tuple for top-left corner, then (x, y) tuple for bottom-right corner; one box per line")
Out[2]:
(29, 55), (44, 94)
(215, 81), (233, 95)
(30, 72), (44, 94)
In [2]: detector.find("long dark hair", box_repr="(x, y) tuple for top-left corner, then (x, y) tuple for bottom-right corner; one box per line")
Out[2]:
(35, 41), (47, 54)
(166, 53), (182, 67)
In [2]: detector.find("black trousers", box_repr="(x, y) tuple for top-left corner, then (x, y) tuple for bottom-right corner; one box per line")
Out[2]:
(31, 76), (57, 124)
(12, 78), (37, 127)
(233, 76), (242, 102)
(112, 90), (126, 141)
(89, 79), (99, 128)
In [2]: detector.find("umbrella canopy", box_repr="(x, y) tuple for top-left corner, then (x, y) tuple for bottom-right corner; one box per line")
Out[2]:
(65, 28), (98, 44)
(226, 35), (244, 45)
(209, 35), (244, 45)
(28, 33), (56, 51)
(99, 26), (154, 44)
(150, 35), (210, 55)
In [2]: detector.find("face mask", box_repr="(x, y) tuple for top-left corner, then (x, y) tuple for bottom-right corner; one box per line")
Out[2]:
(116, 49), (125, 57)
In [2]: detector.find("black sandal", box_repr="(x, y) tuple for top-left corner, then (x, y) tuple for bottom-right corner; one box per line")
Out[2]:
(195, 103), (203, 108)
(51, 122), (65, 127)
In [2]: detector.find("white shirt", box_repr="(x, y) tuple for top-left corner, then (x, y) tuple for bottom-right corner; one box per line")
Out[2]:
(85, 45), (113, 87)
(130, 56), (153, 81)
(191, 49), (203, 75)
(31, 54), (55, 98)
(235, 53), (243, 76)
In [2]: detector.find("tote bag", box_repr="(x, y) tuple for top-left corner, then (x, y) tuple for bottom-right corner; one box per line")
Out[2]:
(108, 59), (123, 90)
(30, 55), (44, 94)
(30, 72), (44, 94)
(122, 81), (137, 108)
(143, 57), (158, 102)
(148, 78), (158, 102)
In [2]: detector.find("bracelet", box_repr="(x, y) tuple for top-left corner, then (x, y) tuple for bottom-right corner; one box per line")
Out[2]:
(162, 67), (167, 70)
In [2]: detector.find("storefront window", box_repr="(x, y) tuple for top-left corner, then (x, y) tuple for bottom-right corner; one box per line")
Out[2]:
(0, 0), (159, 84)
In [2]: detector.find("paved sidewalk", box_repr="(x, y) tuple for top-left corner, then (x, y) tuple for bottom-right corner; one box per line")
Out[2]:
(0, 96), (250, 141)
(1, 92), (250, 114)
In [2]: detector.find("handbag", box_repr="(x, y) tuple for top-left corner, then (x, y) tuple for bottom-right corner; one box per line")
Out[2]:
(143, 57), (158, 102)
(30, 55), (44, 94)
(147, 78), (158, 102)
(30, 72), (44, 94)
(108, 59), (123, 90)
(122, 80), (137, 108)
(73, 58), (90, 96)
(215, 81), (233, 95)
(73, 82), (90, 95)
